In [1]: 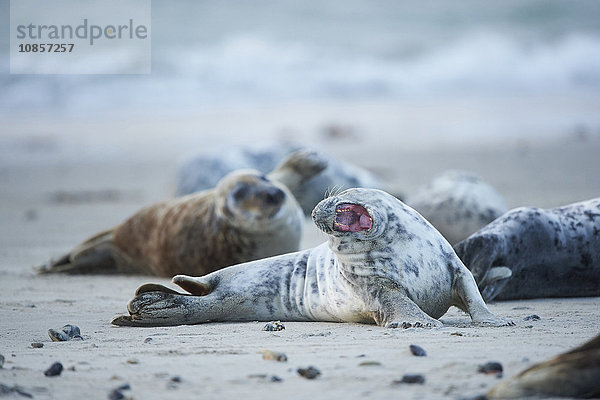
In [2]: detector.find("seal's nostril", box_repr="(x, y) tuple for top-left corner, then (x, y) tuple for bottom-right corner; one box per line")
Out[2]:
(264, 188), (285, 205)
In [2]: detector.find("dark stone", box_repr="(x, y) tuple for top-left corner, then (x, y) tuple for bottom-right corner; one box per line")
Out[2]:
(394, 374), (425, 384)
(409, 344), (427, 357)
(297, 366), (321, 379)
(44, 362), (63, 377)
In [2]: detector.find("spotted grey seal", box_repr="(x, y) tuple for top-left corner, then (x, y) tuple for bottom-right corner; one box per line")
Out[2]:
(406, 170), (507, 245)
(176, 141), (384, 215)
(454, 198), (600, 301)
(40, 150), (326, 277)
(486, 333), (600, 399)
(111, 188), (511, 328)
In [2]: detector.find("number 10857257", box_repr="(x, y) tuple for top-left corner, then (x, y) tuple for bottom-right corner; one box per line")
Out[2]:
(18, 43), (74, 52)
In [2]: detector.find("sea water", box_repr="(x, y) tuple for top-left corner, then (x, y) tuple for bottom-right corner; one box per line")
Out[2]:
(1, 0), (599, 114)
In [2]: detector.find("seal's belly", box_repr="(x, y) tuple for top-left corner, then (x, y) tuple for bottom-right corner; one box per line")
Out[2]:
(402, 260), (455, 319)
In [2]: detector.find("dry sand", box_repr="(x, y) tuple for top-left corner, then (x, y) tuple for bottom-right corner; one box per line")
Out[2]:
(1, 104), (599, 399)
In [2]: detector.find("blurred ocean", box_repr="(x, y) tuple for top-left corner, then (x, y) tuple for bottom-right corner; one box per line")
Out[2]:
(1, 0), (599, 115)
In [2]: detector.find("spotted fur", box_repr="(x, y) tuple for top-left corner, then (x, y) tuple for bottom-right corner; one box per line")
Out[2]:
(455, 198), (600, 301)
(112, 188), (511, 328)
(406, 170), (507, 245)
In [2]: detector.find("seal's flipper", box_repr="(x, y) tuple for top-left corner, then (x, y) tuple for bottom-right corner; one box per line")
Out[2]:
(267, 149), (327, 191)
(452, 265), (514, 326)
(111, 287), (230, 327)
(480, 266), (512, 302)
(39, 229), (141, 274)
(172, 275), (213, 296)
(38, 230), (118, 274)
(372, 290), (442, 328)
(135, 283), (184, 296)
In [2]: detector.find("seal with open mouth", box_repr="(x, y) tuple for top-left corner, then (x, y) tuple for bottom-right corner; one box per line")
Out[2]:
(112, 188), (512, 327)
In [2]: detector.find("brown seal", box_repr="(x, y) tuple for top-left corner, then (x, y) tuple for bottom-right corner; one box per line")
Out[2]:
(39, 150), (327, 277)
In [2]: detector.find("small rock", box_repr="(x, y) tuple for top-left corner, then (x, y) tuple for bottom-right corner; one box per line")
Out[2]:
(263, 321), (285, 331)
(523, 314), (540, 321)
(261, 350), (288, 362)
(409, 344), (427, 357)
(48, 324), (83, 341)
(143, 337), (153, 343)
(167, 376), (182, 390)
(31, 342), (44, 348)
(450, 332), (464, 336)
(0, 354), (4, 368)
(108, 383), (131, 400)
(393, 374), (425, 384)
(44, 362), (63, 377)
(478, 361), (503, 377)
(248, 374), (282, 382)
(248, 374), (268, 379)
(297, 366), (321, 379)
(358, 361), (382, 366)
(126, 358), (139, 364)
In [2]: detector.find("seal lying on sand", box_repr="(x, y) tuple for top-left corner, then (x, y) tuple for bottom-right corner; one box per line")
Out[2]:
(40, 150), (327, 277)
(111, 188), (512, 328)
(176, 142), (384, 215)
(454, 198), (600, 301)
(406, 170), (507, 245)
(487, 333), (600, 399)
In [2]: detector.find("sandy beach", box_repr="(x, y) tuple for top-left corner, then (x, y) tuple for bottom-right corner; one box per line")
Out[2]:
(1, 102), (599, 399)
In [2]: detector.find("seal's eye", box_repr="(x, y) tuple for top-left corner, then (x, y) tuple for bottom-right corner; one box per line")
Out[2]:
(334, 203), (373, 232)
(232, 184), (250, 201)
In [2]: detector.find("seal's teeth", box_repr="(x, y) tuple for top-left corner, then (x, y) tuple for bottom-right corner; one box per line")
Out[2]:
(333, 222), (349, 229)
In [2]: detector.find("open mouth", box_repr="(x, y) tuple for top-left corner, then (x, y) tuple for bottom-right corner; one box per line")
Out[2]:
(334, 203), (373, 232)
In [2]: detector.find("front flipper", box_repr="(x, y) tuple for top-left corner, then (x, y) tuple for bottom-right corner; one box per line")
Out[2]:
(453, 266), (515, 327)
(479, 266), (512, 302)
(372, 290), (443, 329)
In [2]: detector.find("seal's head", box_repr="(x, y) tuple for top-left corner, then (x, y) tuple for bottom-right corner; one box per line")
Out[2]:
(312, 188), (399, 253)
(313, 188), (452, 255)
(215, 169), (298, 229)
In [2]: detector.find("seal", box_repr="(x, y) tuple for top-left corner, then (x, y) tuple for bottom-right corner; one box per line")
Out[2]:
(39, 150), (327, 277)
(176, 142), (384, 215)
(406, 170), (507, 245)
(486, 333), (600, 399)
(111, 188), (512, 328)
(454, 198), (600, 301)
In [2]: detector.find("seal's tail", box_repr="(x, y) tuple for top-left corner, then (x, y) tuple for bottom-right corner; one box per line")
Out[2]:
(38, 229), (124, 274)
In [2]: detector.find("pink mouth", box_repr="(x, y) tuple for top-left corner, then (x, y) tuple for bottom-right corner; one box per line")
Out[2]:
(334, 203), (373, 232)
